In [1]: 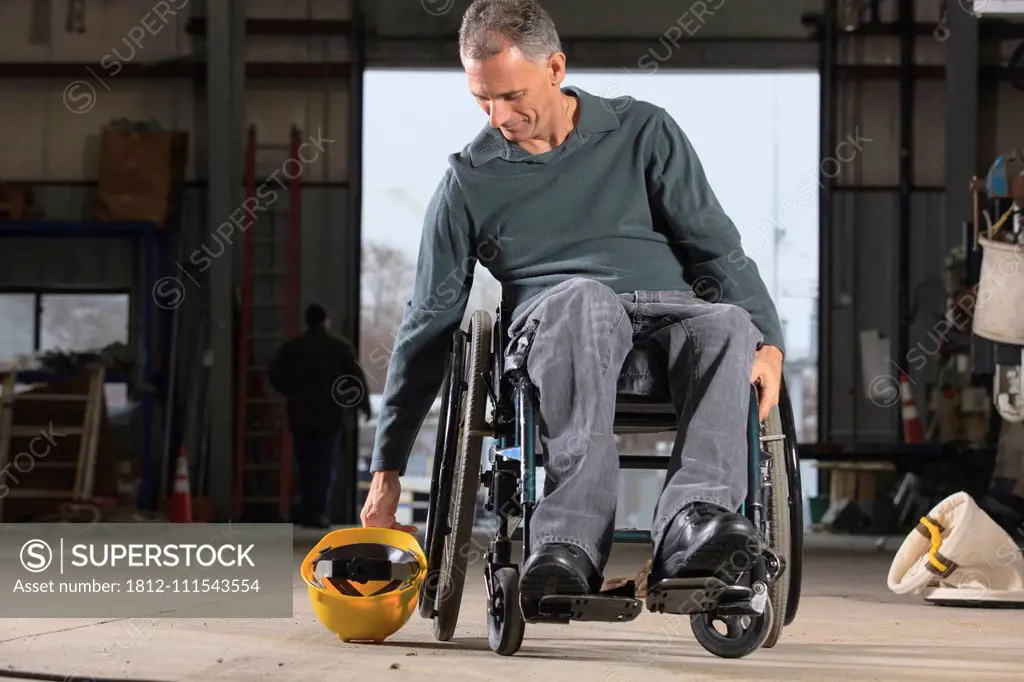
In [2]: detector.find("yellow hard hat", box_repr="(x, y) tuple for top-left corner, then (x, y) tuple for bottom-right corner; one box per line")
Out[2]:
(300, 527), (426, 643)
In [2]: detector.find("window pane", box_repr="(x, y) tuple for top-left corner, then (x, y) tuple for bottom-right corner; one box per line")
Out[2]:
(0, 294), (35, 366)
(39, 294), (130, 353)
(104, 384), (129, 409)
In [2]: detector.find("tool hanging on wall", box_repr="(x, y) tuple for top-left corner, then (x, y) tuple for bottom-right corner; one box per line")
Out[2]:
(65, 0), (86, 33)
(1010, 39), (1024, 94)
(933, 1), (950, 42)
(839, 0), (864, 31)
(969, 153), (1024, 424)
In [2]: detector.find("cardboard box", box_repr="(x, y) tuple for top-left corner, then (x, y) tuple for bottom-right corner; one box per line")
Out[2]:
(93, 127), (188, 227)
(0, 183), (35, 219)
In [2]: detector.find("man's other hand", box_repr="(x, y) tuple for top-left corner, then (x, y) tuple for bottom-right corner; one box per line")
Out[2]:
(751, 344), (784, 421)
(361, 470), (417, 533)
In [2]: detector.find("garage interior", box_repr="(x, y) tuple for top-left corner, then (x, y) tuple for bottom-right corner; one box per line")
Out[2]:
(1, 0), (1024, 679)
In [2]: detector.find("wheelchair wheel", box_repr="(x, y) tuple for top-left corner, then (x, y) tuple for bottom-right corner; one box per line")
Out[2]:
(432, 310), (492, 642)
(419, 348), (459, 621)
(761, 403), (790, 649)
(690, 592), (773, 659)
(487, 567), (525, 656)
(779, 377), (804, 627)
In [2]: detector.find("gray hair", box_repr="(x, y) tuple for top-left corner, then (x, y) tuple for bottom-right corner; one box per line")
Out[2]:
(458, 0), (562, 63)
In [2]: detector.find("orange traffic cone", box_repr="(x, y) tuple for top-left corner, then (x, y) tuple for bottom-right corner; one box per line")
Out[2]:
(169, 448), (193, 523)
(900, 375), (925, 444)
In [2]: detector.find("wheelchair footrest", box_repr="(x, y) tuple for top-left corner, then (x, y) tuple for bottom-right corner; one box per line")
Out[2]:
(645, 577), (763, 616)
(532, 594), (643, 624)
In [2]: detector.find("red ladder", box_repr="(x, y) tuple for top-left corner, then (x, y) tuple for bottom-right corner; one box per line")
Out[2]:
(233, 124), (302, 521)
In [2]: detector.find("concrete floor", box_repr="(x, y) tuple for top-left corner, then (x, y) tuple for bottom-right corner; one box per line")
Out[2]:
(0, 533), (1021, 682)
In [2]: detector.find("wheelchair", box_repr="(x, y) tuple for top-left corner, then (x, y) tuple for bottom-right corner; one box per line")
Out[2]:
(418, 298), (804, 659)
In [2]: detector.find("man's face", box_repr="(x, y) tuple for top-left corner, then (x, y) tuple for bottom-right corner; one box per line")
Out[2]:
(463, 45), (565, 142)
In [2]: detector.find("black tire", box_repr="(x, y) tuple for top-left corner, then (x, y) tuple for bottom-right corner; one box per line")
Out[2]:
(690, 593), (773, 659)
(779, 377), (804, 626)
(761, 404), (790, 649)
(487, 567), (526, 656)
(419, 335), (464, 620)
(432, 310), (492, 641)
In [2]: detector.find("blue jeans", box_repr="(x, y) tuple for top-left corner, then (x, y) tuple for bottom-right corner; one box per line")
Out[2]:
(506, 278), (763, 574)
(292, 429), (340, 525)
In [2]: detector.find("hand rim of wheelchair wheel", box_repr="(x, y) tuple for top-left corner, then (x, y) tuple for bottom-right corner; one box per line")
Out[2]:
(690, 593), (773, 659)
(432, 415), (472, 640)
(761, 403), (791, 649)
(431, 311), (491, 642)
(419, 339), (463, 621)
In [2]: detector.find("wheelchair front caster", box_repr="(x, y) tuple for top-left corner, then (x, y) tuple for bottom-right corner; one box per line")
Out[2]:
(487, 567), (525, 656)
(689, 593), (773, 659)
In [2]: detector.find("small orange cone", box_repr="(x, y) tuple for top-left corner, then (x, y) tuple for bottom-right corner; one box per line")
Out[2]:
(900, 375), (925, 444)
(169, 448), (193, 523)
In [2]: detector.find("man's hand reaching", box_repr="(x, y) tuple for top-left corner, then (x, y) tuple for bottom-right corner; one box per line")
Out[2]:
(360, 471), (418, 533)
(751, 344), (784, 421)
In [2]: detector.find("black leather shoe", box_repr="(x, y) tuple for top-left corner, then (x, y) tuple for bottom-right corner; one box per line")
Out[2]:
(652, 503), (760, 583)
(519, 543), (602, 601)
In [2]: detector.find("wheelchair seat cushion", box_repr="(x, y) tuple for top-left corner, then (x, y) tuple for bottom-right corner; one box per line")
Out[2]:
(616, 341), (672, 402)
(613, 343), (678, 432)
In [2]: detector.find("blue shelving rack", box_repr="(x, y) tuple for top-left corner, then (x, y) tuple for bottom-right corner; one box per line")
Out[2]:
(0, 219), (161, 510)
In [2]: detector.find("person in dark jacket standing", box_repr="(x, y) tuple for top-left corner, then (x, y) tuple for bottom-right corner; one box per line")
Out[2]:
(268, 303), (371, 528)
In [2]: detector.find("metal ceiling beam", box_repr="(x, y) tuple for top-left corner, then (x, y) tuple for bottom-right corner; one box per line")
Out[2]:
(970, 0), (1024, 15)
(185, 17), (352, 35)
(365, 36), (819, 70)
(800, 13), (1024, 38)
(0, 62), (347, 79)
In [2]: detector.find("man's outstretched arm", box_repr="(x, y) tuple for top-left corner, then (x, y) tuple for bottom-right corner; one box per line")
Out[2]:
(369, 169), (476, 477)
(644, 108), (785, 417)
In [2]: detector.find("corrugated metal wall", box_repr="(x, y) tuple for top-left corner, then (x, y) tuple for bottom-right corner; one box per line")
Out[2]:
(0, 0), (352, 325)
(819, 0), (1022, 443)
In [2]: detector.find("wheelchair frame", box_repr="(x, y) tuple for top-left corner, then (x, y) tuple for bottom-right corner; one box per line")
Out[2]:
(419, 302), (804, 659)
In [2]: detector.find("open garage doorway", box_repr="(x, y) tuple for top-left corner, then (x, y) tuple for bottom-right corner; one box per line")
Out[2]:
(360, 69), (820, 530)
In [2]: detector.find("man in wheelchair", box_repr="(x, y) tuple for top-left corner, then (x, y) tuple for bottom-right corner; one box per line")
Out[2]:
(362, 0), (785, 609)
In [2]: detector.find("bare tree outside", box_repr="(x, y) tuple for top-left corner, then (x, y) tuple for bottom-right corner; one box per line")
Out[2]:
(0, 294), (36, 366)
(360, 241), (415, 390)
(359, 240), (504, 390)
(361, 242), (416, 334)
(0, 293), (129, 365)
(39, 294), (130, 353)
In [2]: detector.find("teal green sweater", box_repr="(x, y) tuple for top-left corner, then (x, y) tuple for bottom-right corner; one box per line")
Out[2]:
(370, 86), (782, 474)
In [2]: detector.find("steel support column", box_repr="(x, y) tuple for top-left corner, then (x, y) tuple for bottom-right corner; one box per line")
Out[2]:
(207, 0), (246, 521)
(231, 2), (246, 225)
(329, 1), (365, 526)
(943, 4), (979, 250)
(818, 0), (836, 443)
(894, 0), (916, 446)
(345, 3), (366, 525)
